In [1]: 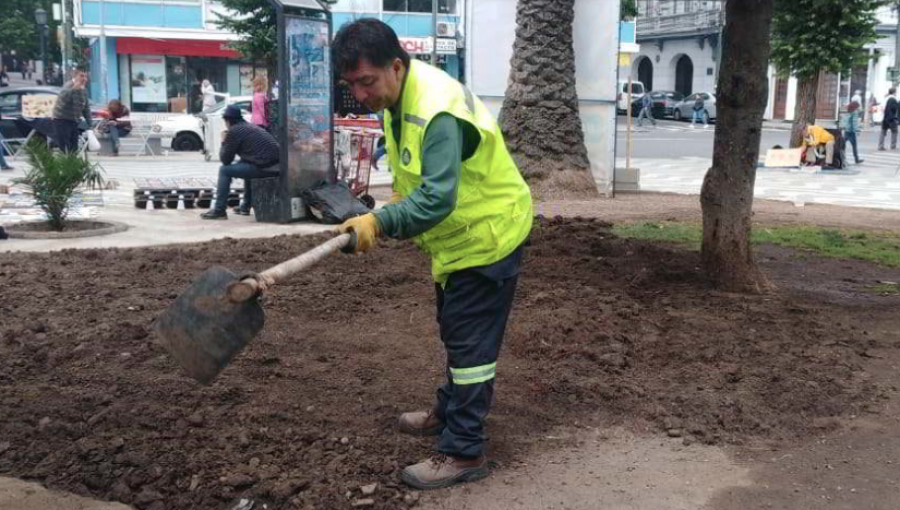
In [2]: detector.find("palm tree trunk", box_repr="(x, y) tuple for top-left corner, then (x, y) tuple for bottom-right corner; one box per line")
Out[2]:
(699, 0), (773, 293)
(499, 0), (596, 198)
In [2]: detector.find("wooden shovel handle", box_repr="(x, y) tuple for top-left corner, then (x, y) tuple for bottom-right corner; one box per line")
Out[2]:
(227, 233), (353, 302)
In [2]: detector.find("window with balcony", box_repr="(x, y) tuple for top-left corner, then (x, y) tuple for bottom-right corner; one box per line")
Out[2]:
(383, 0), (456, 14)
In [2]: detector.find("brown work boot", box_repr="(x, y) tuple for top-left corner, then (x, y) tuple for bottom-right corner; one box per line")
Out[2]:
(398, 410), (444, 436)
(401, 454), (488, 490)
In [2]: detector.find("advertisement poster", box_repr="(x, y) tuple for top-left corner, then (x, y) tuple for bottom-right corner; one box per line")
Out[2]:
(286, 17), (331, 157)
(131, 55), (167, 103)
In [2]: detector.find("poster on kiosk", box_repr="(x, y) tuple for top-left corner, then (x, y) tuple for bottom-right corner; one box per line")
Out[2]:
(266, 0), (333, 223)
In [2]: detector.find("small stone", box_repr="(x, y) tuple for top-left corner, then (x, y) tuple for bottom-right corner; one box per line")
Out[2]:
(110, 437), (126, 450)
(341, 437), (350, 445)
(189, 475), (200, 491)
(305, 405), (315, 412)
(248, 457), (260, 468)
(404, 492), (421, 506)
(38, 417), (51, 431)
(663, 417), (683, 430)
(682, 436), (696, 446)
(222, 474), (256, 488)
(134, 489), (163, 506)
(667, 428), (683, 438)
(360, 483), (377, 496)
(238, 432), (250, 446)
(345, 491), (353, 499)
(186, 413), (204, 427)
(0, 442), (10, 454)
(352, 499), (375, 508)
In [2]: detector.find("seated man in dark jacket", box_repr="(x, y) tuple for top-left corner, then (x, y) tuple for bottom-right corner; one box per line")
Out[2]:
(201, 105), (280, 220)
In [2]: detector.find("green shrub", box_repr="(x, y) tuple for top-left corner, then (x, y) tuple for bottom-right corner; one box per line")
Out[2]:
(12, 141), (105, 231)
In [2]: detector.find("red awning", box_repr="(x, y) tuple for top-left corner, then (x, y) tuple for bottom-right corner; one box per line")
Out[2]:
(116, 37), (240, 58)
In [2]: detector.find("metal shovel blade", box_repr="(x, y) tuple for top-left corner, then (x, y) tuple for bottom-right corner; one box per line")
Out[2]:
(154, 266), (265, 385)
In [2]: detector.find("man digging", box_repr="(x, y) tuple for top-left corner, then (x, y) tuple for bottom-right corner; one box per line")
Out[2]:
(332, 19), (533, 490)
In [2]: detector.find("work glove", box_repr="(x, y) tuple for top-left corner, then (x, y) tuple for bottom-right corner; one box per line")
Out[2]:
(336, 213), (381, 254)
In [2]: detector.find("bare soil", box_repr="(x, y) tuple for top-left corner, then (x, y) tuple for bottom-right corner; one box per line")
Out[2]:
(1, 210), (899, 510)
(7, 221), (114, 233)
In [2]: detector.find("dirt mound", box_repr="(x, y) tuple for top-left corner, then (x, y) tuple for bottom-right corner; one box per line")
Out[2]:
(0, 217), (888, 509)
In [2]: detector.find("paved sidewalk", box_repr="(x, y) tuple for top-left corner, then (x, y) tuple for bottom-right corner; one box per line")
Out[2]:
(0, 153), (343, 252)
(623, 153), (900, 210)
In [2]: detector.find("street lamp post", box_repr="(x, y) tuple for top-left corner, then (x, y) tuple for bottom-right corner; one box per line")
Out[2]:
(35, 8), (48, 84)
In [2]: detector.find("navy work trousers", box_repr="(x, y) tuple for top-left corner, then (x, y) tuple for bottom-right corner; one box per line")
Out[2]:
(214, 161), (277, 213)
(432, 246), (523, 459)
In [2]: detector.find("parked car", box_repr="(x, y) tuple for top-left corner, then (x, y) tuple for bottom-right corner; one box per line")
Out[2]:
(152, 96), (252, 152)
(630, 90), (685, 118)
(0, 86), (106, 139)
(673, 92), (717, 123)
(616, 80), (646, 113)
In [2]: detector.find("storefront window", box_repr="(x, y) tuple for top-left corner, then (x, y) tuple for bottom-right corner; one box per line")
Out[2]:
(383, 0), (456, 14)
(166, 56), (188, 113)
(130, 54), (168, 112)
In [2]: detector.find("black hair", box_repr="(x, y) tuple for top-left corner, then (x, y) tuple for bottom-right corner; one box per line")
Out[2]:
(891, 87), (897, 95)
(332, 18), (410, 74)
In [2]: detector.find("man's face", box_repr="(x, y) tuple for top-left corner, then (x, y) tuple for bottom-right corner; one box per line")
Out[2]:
(73, 72), (87, 89)
(341, 58), (405, 112)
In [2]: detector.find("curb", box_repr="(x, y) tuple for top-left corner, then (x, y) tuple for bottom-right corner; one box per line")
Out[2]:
(5, 220), (129, 239)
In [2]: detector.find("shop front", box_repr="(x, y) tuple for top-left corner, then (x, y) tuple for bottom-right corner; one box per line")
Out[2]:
(114, 37), (265, 113)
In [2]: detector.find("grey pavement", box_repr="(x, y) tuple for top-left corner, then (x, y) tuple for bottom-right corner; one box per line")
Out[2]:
(0, 152), (388, 252)
(616, 117), (900, 210)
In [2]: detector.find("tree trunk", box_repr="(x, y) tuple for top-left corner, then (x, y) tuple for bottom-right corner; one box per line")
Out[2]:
(699, 0), (773, 293)
(499, 0), (597, 199)
(789, 72), (820, 147)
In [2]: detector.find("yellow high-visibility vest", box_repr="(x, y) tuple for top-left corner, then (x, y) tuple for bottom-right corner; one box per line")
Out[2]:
(385, 60), (533, 284)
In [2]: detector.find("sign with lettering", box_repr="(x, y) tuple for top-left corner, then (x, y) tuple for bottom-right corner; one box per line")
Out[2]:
(398, 37), (457, 55)
(764, 148), (803, 168)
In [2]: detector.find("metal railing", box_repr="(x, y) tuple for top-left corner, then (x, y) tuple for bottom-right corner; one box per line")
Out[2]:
(636, 9), (725, 36)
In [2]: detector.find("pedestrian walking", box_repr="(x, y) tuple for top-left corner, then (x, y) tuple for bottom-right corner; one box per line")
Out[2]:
(0, 67), (9, 88)
(878, 88), (898, 151)
(840, 101), (863, 164)
(332, 18), (532, 491)
(637, 93), (656, 127)
(691, 94), (708, 129)
(52, 69), (91, 153)
(201, 79), (217, 110)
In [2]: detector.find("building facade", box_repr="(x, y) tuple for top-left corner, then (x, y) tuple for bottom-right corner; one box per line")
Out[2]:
(632, 1), (900, 122)
(73, 0), (262, 113)
(73, 0), (463, 113)
(327, 0), (463, 80)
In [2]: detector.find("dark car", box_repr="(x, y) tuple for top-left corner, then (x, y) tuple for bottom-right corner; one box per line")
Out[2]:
(630, 90), (686, 118)
(0, 86), (105, 139)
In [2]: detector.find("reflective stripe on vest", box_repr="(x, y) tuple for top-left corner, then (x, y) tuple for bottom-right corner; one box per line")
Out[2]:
(384, 60), (533, 284)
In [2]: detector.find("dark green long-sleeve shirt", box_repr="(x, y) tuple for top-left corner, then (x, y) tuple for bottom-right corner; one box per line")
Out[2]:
(374, 111), (479, 239)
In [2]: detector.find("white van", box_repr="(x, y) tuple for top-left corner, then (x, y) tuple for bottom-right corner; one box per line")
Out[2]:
(617, 80), (646, 114)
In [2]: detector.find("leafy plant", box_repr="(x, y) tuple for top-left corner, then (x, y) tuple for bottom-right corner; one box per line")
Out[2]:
(12, 141), (105, 231)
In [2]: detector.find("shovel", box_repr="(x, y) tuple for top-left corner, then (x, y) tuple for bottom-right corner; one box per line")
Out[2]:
(154, 232), (356, 385)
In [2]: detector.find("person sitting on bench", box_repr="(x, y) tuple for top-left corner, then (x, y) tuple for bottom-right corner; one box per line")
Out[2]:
(201, 105), (280, 220)
(801, 124), (835, 167)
